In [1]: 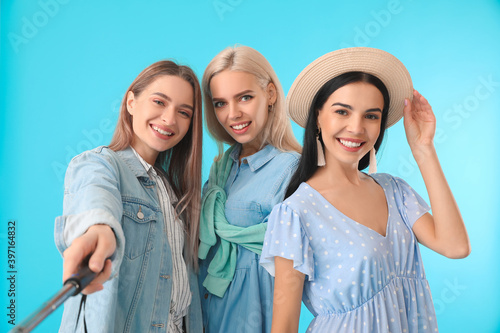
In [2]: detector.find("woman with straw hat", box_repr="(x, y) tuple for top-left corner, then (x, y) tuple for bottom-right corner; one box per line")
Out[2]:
(260, 47), (470, 332)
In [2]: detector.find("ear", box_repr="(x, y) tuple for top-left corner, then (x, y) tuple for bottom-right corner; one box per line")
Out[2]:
(126, 91), (135, 115)
(266, 82), (277, 105)
(316, 112), (322, 131)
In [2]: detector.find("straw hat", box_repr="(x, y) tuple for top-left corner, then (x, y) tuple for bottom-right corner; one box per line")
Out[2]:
(287, 47), (413, 128)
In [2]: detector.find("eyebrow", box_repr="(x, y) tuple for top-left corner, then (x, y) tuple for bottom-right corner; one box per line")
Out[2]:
(153, 92), (194, 111)
(212, 89), (254, 101)
(332, 102), (382, 113)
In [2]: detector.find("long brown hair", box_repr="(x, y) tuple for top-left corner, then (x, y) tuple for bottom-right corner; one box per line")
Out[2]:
(109, 60), (202, 268)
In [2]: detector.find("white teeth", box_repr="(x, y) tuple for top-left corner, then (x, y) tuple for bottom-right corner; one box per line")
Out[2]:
(339, 139), (362, 148)
(152, 125), (173, 136)
(231, 122), (250, 130)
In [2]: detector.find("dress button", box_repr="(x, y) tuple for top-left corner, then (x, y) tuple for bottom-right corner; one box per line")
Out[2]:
(204, 293), (209, 299)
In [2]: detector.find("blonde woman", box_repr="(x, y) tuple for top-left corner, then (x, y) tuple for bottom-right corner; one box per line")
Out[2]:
(55, 60), (203, 332)
(198, 45), (301, 333)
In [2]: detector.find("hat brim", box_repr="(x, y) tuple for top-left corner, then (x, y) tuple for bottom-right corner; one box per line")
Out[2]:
(287, 47), (413, 128)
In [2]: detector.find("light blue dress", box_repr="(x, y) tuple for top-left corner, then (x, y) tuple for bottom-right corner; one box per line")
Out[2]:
(199, 144), (300, 333)
(260, 173), (439, 332)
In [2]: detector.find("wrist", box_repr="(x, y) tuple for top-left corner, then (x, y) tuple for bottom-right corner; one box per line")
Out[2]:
(411, 144), (436, 165)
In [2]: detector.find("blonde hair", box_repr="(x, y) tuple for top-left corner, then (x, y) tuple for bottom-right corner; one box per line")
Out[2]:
(202, 45), (301, 156)
(109, 60), (202, 268)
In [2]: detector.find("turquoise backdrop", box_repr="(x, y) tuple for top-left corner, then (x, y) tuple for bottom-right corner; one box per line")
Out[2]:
(1, 0), (499, 332)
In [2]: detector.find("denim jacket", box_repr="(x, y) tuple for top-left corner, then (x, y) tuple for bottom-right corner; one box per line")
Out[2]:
(54, 146), (202, 333)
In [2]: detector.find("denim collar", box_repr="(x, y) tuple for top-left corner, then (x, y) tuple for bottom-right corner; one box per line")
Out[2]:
(114, 146), (152, 180)
(229, 143), (279, 172)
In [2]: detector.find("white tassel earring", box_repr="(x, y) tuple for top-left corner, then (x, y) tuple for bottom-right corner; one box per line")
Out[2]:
(368, 148), (377, 174)
(316, 129), (326, 166)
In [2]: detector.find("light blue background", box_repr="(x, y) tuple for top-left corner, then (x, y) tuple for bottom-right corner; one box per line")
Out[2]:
(1, 0), (499, 332)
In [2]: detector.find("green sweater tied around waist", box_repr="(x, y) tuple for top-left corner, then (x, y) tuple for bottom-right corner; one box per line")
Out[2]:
(198, 145), (267, 298)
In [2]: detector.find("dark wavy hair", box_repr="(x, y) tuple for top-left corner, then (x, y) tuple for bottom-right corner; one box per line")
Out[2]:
(285, 71), (390, 198)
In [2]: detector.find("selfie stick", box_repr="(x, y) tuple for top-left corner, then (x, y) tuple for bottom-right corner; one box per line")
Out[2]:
(10, 265), (97, 333)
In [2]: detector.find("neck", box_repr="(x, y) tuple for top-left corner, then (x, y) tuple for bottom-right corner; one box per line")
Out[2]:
(240, 138), (264, 160)
(312, 157), (366, 188)
(131, 140), (158, 165)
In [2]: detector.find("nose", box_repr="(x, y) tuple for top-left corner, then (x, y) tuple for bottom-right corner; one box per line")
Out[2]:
(228, 102), (242, 120)
(346, 115), (364, 134)
(161, 106), (177, 125)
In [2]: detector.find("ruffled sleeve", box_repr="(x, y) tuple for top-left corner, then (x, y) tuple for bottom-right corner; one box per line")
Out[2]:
(260, 203), (315, 281)
(392, 175), (431, 229)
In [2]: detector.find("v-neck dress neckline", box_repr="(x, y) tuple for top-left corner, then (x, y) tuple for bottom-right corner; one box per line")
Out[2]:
(305, 174), (390, 238)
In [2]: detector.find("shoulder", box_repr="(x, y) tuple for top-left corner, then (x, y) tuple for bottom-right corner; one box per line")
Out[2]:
(371, 173), (408, 190)
(69, 146), (118, 166)
(266, 149), (300, 174)
(370, 172), (395, 183)
(65, 146), (123, 181)
(272, 149), (300, 165)
(279, 183), (308, 209)
(374, 173), (412, 188)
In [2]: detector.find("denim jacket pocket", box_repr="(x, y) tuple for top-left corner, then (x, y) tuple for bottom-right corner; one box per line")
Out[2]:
(122, 200), (158, 260)
(225, 200), (264, 227)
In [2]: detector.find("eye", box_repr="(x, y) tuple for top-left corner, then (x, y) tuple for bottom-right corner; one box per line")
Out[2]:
(213, 101), (226, 108)
(335, 109), (348, 116)
(366, 114), (380, 120)
(240, 95), (253, 102)
(153, 99), (165, 106)
(179, 109), (192, 118)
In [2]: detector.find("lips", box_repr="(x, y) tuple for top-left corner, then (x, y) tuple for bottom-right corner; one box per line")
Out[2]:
(151, 124), (174, 138)
(231, 122), (250, 130)
(230, 121), (251, 134)
(339, 139), (362, 148)
(337, 138), (365, 151)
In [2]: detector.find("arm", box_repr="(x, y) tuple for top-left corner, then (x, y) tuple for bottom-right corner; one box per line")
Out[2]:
(404, 90), (470, 259)
(271, 257), (305, 333)
(55, 150), (125, 293)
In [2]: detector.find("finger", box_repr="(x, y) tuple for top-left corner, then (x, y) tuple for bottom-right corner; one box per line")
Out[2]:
(403, 98), (412, 119)
(413, 90), (424, 112)
(88, 231), (116, 273)
(62, 236), (96, 282)
(81, 259), (112, 295)
(81, 282), (104, 295)
(418, 94), (432, 112)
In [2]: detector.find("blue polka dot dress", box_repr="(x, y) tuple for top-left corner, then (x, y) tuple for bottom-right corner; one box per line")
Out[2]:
(260, 173), (439, 332)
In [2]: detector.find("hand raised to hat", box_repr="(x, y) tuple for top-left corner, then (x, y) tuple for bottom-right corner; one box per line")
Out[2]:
(403, 90), (436, 161)
(402, 89), (470, 259)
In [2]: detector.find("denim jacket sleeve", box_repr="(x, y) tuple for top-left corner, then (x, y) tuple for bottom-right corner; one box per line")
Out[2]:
(54, 147), (126, 278)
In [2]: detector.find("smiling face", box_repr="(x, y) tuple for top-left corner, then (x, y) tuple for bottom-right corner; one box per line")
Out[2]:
(209, 70), (276, 157)
(317, 81), (384, 168)
(126, 75), (194, 164)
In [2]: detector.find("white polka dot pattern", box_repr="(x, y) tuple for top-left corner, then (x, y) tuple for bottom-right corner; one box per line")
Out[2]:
(260, 173), (436, 332)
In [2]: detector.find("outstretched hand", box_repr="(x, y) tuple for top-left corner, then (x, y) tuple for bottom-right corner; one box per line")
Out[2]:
(403, 90), (436, 150)
(62, 224), (116, 294)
